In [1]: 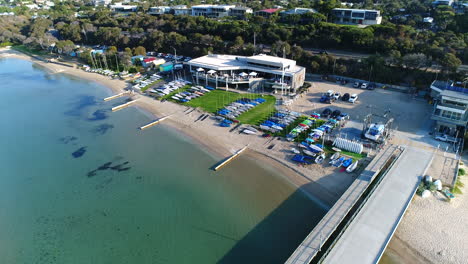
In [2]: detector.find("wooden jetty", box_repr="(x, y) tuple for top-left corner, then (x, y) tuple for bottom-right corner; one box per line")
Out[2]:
(214, 146), (248, 171)
(139, 116), (171, 130)
(104, 91), (132, 101)
(111, 99), (138, 112)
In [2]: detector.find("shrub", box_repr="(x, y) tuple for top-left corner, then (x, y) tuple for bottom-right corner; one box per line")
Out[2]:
(456, 180), (464, 188)
(416, 181), (426, 196)
(458, 168), (466, 176)
(128, 66), (138, 73)
(428, 182), (438, 192)
(452, 186), (463, 195)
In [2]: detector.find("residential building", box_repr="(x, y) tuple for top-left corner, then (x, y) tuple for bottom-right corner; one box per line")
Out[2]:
(254, 8), (281, 18)
(187, 54), (306, 92)
(423, 17), (434, 23)
(430, 81), (468, 137)
(148, 6), (170, 15)
(228, 6), (253, 18)
(110, 3), (137, 13)
(280, 7), (317, 16)
(432, 0), (454, 6)
(92, 0), (111, 6)
(191, 4), (234, 18)
(171, 5), (190, 16)
(331, 8), (382, 25)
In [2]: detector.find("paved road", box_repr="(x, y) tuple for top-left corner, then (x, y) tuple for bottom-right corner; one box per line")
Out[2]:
(322, 147), (434, 264)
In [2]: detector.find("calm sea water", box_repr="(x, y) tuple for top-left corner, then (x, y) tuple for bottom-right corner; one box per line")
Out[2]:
(0, 58), (326, 264)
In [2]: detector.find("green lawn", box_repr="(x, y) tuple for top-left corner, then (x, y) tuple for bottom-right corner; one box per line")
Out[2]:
(323, 144), (367, 160)
(185, 90), (247, 113)
(237, 95), (276, 124)
(12, 45), (48, 56)
(184, 90), (276, 125)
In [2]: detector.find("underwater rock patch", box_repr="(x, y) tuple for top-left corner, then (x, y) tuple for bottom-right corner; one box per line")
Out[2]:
(86, 160), (131, 177)
(90, 124), (114, 136)
(88, 109), (109, 121)
(59, 136), (77, 144)
(72, 147), (87, 158)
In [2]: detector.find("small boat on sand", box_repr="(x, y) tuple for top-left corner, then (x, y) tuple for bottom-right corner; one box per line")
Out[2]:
(291, 148), (300, 154)
(242, 129), (256, 135)
(346, 160), (359, 173)
(342, 158), (353, 168)
(329, 152), (340, 164)
(315, 153), (326, 164)
(303, 150), (316, 157)
(333, 157), (345, 167)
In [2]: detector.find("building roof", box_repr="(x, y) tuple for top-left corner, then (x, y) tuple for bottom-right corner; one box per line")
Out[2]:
(440, 90), (468, 101)
(258, 8), (281, 13)
(332, 8), (380, 13)
(187, 54), (304, 77)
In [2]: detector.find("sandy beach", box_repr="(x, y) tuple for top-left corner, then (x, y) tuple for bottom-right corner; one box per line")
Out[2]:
(0, 47), (352, 208)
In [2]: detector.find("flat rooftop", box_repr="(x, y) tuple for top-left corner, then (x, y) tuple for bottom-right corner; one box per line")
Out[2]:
(187, 54), (304, 76)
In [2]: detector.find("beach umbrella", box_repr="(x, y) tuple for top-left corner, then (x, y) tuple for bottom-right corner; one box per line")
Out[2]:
(239, 72), (248, 77)
(207, 69), (216, 74)
(249, 72), (258, 76)
(196, 68), (205, 72)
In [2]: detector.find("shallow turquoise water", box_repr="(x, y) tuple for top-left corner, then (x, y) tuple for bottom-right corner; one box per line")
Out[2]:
(0, 58), (326, 264)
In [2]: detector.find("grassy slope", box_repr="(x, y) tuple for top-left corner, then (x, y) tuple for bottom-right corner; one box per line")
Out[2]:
(185, 90), (246, 113)
(237, 95), (276, 125)
(12, 45), (48, 56)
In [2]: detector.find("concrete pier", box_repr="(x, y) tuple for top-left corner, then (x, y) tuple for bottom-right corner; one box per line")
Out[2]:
(214, 146), (248, 171)
(111, 99), (138, 112)
(139, 116), (170, 130)
(286, 145), (401, 264)
(104, 91), (132, 101)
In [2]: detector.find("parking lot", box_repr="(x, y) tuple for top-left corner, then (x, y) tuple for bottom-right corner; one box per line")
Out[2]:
(288, 80), (432, 135)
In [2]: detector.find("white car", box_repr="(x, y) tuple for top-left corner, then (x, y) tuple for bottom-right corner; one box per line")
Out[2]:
(349, 94), (358, 103)
(326, 90), (334, 97)
(332, 92), (341, 100)
(361, 83), (368, 89)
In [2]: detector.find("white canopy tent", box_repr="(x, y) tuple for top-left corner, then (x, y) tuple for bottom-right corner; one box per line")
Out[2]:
(207, 69), (217, 74)
(239, 72), (248, 77)
(196, 67), (205, 72)
(249, 71), (258, 76)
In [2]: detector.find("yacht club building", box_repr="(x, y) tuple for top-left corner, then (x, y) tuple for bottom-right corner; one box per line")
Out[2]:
(187, 54), (306, 92)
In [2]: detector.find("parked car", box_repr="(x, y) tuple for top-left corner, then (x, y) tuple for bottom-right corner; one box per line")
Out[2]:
(435, 134), (449, 142)
(341, 79), (349, 85)
(349, 94), (358, 103)
(326, 90), (334, 97)
(322, 108), (332, 118)
(337, 113), (349, 121)
(353, 82), (360, 88)
(311, 113), (320, 118)
(331, 110), (341, 118)
(320, 95), (331, 104)
(367, 83), (376, 90)
(342, 93), (350, 101)
(361, 83), (368, 89)
(332, 92), (341, 100)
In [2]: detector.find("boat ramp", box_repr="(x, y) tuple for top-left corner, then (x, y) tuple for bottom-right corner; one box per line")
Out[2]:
(104, 91), (133, 101)
(139, 116), (171, 130)
(214, 146), (248, 171)
(111, 99), (138, 112)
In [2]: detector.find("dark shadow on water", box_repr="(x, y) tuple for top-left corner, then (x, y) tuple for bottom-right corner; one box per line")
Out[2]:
(218, 182), (328, 264)
(64, 95), (98, 116)
(87, 160), (131, 177)
(90, 124), (114, 136)
(72, 146), (87, 158)
(88, 109), (109, 121)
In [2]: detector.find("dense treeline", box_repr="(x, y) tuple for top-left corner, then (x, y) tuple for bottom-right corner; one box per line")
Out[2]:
(0, 0), (467, 87)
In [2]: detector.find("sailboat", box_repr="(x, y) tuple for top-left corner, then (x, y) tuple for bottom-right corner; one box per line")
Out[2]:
(315, 153), (326, 164)
(346, 160), (359, 173)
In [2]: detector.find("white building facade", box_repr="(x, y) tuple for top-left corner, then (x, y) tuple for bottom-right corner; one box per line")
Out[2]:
(331, 8), (382, 25)
(187, 54), (306, 92)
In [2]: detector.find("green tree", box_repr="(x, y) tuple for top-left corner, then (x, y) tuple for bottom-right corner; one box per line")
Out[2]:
(133, 46), (146, 56)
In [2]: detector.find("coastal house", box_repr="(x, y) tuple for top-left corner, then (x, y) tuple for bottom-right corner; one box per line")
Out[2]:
(191, 4), (235, 18)
(110, 3), (138, 13)
(280, 7), (317, 16)
(432, 0), (454, 6)
(331, 8), (382, 25)
(171, 5), (190, 16)
(254, 8), (281, 18)
(148, 6), (170, 15)
(430, 81), (468, 138)
(228, 7), (253, 18)
(92, 0), (111, 6)
(187, 53), (305, 92)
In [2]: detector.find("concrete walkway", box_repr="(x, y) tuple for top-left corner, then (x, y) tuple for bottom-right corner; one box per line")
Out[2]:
(322, 147), (434, 264)
(285, 145), (400, 264)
